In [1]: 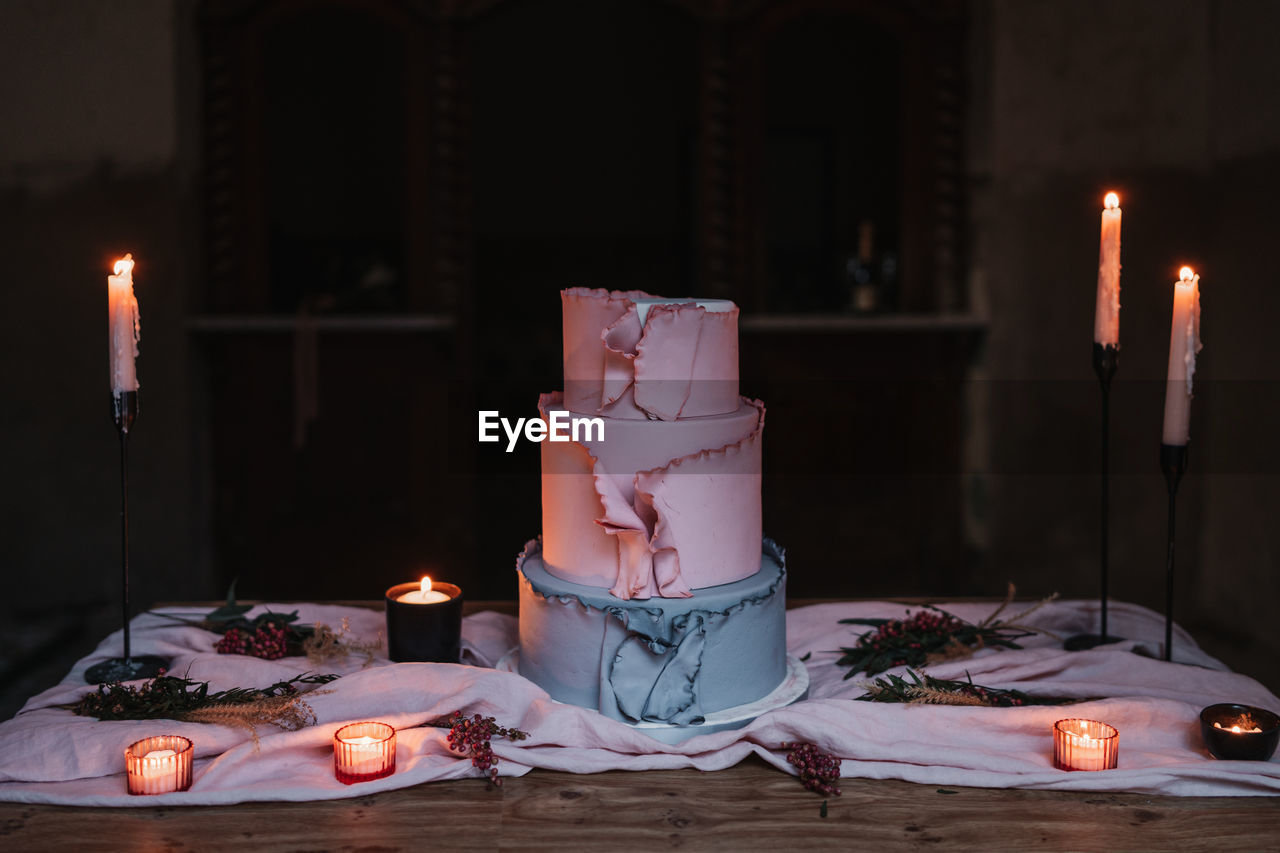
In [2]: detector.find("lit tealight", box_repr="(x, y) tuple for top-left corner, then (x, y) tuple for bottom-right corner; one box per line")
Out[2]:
(1214, 721), (1263, 734)
(125, 735), (193, 795)
(1053, 718), (1119, 771)
(396, 576), (451, 605)
(334, 722), (396, 784)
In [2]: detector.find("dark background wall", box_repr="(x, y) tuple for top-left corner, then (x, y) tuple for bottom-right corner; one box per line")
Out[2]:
(1, 0), (1277, 711)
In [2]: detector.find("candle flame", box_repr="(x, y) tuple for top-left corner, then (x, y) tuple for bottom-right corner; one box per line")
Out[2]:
(1179, 266), (1195, 282)
(1214, 720), (1263, 733)
(1104, 192), (1120, 210)
(420, 576), (432, 594)
(113, 254), (135, 276)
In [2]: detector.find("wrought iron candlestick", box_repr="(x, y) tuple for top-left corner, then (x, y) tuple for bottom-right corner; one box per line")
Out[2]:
(1160, 443), (1188, 663)
(1066, 343), (1125, 650)
(85, 391), (169, 684)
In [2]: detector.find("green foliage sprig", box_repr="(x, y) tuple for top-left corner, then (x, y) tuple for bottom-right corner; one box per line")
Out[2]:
(68, 673), (339, 721)
(835, 588), (1057, 678)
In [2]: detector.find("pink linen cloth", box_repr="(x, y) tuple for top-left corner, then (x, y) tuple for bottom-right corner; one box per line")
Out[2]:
(0, 599), (1276, 806)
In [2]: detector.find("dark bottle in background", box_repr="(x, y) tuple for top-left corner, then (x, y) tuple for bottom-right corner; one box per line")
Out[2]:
(846, 219), (877, 313)
(843, 218), (900, 314)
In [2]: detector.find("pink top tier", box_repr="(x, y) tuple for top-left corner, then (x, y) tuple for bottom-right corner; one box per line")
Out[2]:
(561, 287), (740, 421)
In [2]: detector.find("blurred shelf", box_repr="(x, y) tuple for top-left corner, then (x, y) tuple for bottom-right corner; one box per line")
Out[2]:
(187, 314), (457, 333)
(739, 313), (987, 333)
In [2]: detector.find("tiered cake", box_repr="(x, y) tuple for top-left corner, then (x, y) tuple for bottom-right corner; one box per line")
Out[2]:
(516, 288), (794, 733)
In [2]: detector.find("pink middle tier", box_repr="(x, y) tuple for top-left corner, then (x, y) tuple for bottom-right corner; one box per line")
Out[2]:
(539, 393), (763, 598)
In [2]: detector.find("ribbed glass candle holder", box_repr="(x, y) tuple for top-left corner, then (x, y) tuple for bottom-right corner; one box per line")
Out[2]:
(125, 735), (194, 795)
(1053, 718), (1118, 771)
(333, 721), (397, 785)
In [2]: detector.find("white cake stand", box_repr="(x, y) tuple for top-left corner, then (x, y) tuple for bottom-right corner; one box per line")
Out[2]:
(495, 650), (809, 744)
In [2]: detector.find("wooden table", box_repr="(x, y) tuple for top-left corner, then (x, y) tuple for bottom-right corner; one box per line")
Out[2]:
(2, 601), (1278, 852)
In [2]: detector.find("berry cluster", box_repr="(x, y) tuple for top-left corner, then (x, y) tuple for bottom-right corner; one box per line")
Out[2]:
(214, 622), (290, 660)
(860, 610), (965, 667)
(444, 711), (529, 787)
(782, 742), (842, 796)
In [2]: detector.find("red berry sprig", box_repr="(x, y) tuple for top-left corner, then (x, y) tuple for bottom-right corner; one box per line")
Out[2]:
(247, 622), (289, 659)
(213, 622), (290, 660)
(444, 711), (529, 788)
(214, 628), (249, 655)
(782, 742), (842, 796)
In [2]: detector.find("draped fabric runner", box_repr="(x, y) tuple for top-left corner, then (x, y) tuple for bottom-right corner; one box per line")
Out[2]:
(0, 599), (1277, 806)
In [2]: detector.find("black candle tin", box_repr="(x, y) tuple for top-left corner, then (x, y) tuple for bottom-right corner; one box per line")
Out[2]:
(384, 582), (463, 663)
(1199, 703), (1280, 761)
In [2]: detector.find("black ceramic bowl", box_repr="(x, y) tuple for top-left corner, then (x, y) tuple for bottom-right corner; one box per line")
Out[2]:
(1199, 703), (1280, 761)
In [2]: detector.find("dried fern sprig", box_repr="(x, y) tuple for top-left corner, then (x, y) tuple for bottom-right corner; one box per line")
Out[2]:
(857, 669), (1076, 707)
(303, 619), (381, 667)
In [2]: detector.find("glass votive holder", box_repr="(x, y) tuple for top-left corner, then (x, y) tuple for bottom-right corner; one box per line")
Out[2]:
(125, 735), (194, 795)
(1053, 718), (1118, 771)
(333, 721), (397, 785)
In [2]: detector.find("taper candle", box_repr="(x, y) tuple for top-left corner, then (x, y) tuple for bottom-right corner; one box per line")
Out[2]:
(108, 254), (141, 392)
(1161, 266), (1203, 445)
(1093, 192), (1122, 345)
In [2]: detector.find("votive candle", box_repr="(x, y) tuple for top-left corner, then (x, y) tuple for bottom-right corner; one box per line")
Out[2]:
(385, 577), (463, 662)
(125, 735), (193, 795)
(1053, 718), (1118, 771)
(334, 721), (397, 784)
(1199, 703), (1280, 761)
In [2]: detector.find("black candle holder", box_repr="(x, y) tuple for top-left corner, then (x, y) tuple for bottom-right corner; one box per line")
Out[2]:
(85, 391), (169, 684)
(385, 582), (463, 662)
(1066, 343), (1126, 651)
(1199, 703), (1280, 761)
(1160, 443), (1188, 663)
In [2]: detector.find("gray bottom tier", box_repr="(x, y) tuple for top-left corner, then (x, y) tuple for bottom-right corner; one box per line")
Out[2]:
(516, 537), (788, 726)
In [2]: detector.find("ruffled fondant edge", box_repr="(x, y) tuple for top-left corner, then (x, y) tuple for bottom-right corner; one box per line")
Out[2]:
(561, 286), (656, 307)
(632, 398), (764, 595)
(631, 303), (701, 421)
(514, 535), (787, 627)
